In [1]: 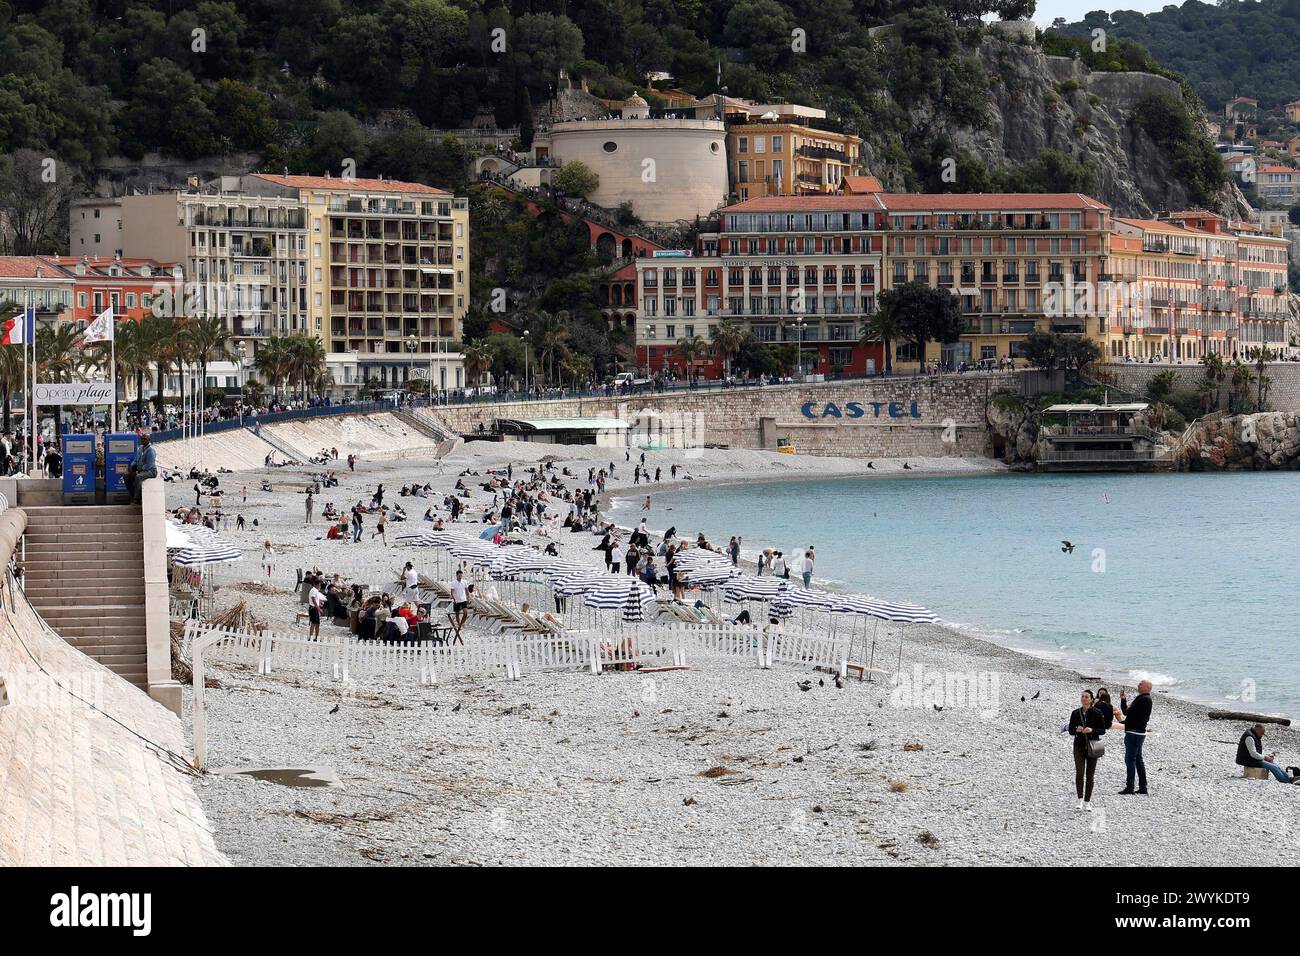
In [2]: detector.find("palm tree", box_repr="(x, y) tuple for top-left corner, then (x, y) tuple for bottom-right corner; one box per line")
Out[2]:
(861, 307), (904, 376)
(1194, 377), (1218, 414)
(1248, 346), (1273, 410)
(285, 335), (325, 400)
(710, 319), (746, 379)
(186, 316), (231, 410)
(147, 314), (183, 414)
(1229, 361), (1255, 411)
(1200, 351), (1226, 410)
(253, 336), (292, 401)
(461, 339), (493, 387)
(535, 312), (570, 386)
(674, 334), (707, 383)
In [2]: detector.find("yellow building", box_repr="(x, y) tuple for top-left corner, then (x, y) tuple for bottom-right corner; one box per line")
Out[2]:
(252, 175), (471, 393)
(726, 111), (862, 200)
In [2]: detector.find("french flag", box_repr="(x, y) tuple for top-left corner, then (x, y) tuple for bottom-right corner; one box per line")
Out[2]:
(1, 308), (34, 345)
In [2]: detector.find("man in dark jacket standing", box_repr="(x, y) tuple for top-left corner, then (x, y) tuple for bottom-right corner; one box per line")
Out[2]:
(1118, 680), (1153, 795)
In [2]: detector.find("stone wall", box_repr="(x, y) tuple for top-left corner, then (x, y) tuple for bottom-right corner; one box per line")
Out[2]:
(434, 373), (1016, 460)
(1101, 363), (1300, 413)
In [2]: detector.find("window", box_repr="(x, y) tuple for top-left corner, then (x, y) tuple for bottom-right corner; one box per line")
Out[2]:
(603, 141), (618, 153)
(738, 137), (749, 153)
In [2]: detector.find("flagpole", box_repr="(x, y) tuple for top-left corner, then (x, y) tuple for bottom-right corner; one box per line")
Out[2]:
(23, 291), (30, 475)
(110, 315), (117, 433)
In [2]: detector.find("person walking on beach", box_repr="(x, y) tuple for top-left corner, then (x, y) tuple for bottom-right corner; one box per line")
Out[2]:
(609, 540), (624, 574)
(729, 536), (741, 567)
(262, 540), (274, 579)
(1117, 680), (1153, 795)
(372, 508), (388, 546)
(305, 489), (314, 526)
(1069, 689), (1106, 811)
(801, 549), (814, 588)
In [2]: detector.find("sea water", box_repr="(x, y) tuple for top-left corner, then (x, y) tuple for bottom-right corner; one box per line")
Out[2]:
(649, 471), (1300, 716)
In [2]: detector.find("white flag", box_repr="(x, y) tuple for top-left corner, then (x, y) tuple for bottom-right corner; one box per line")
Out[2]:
(83, 305), (114, 343)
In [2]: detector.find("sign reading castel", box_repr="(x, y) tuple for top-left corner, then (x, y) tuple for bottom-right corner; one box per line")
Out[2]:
(801, 401), (923, 420)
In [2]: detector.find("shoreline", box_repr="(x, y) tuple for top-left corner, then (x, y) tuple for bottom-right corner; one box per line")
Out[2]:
(613, 464), (1295, 725)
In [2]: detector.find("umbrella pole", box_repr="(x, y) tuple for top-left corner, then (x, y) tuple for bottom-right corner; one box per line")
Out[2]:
(867, 619), (879, 684)
(897, 623), (905, 674)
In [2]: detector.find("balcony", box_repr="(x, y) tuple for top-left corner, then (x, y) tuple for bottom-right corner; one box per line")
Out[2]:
(795, 144), (849, 162)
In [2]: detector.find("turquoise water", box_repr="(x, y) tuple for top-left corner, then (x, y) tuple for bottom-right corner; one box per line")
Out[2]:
(646, 472), (1300, 716)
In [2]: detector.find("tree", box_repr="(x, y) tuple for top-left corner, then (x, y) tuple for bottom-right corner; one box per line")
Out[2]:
(553, 161), (599, 200)
(185, 316), (231, 408)
(535, 312), (571, 385)
(35, 322), (82, 438)
(0, 149), (75, 255)
(876, 281), (964, 370)
(461, 339), (493, 386)
(674, 334), (707, 382)
(860, 308), (905, 376)
(710, 319), (745, 378)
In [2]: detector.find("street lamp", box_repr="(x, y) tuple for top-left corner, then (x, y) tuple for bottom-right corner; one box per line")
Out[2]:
(236, 342), (248, 424)
(523, 329), (531, 398)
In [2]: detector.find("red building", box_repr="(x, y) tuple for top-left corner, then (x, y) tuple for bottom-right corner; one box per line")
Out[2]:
(52, 255), (182, 326)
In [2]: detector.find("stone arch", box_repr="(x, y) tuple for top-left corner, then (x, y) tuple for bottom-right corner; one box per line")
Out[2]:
(621, 238), (633, 259)
(595, 231), (617, 260)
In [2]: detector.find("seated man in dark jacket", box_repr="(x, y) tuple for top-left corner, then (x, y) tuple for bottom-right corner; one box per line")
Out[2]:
(1235, 724), (1296, 784)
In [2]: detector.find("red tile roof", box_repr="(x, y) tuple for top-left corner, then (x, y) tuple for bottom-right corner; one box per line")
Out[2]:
(0, 256), (72, 279)
(1114, 217), (1214, 237)
(727, 191), (1110, 213)
(842, 175), (884, 194)
(251, 174), (449, 195)
(878, 192), (1109, 211)
(1256, 165), (1298, 175)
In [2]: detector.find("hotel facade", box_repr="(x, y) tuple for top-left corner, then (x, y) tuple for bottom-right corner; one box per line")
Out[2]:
(632, 191), (1293, 377)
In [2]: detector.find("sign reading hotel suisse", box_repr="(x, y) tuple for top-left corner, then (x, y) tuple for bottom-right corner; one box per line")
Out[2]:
(34, 382), (114, 406)
(801, 401), (923, 419)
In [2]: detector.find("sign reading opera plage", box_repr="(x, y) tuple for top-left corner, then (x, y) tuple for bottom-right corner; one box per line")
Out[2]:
(33, 382), (115, 406)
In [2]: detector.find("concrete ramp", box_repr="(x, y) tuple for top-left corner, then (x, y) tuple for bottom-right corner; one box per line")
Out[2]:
(263, 412), (443, 462)
(155, 427), (282, 472)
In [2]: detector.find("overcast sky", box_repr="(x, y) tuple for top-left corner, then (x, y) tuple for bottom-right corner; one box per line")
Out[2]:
(1029, 0), (1182, 25)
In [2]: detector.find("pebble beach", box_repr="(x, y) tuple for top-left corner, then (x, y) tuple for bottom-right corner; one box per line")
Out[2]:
(172, 437), (1300, 866)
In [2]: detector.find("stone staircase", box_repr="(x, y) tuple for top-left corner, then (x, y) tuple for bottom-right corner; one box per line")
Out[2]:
(18, 493), (148, 689)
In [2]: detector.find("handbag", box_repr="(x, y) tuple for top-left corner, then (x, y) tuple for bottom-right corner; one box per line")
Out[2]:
(1076, 708), (1105, 759)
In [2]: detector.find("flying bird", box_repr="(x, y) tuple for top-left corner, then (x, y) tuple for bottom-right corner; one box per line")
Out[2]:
(1031, 691), (1040, 700)
(1061, 540), (1075, 554)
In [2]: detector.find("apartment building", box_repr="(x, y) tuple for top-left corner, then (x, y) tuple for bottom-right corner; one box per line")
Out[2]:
(1255, 165), (1300, 206)
(69, 173), (470, 394)
(727, 115), (862, 200)
(877, 193), (1112, 368)
(243, 174), (470, 393)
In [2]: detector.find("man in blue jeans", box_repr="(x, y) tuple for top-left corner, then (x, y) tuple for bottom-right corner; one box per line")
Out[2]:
(1236, 724), (1297, 783)
(1118, 679), (1153, 795)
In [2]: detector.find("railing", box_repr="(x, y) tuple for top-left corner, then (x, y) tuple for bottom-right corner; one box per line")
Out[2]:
(1048, 424), (1160, 440)
(1038, 448), (1167, 462)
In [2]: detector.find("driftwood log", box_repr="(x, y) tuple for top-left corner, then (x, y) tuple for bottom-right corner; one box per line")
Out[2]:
(1207, 710), (1291, 727)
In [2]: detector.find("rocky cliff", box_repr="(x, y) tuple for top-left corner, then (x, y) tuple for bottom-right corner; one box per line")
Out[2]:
(1181, 412), (1300, 470)
(863, 31), (1246, 219)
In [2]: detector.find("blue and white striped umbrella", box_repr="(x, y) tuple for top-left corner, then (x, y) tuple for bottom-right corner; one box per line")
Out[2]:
(722, 577), (788, 603)
(578, 577), (656, 610)
(551, 570), (611, 597)
(771, 587), (836, 617)
(446, 540), (499, 561)
(172, 543), (243, 567)
(830, 596), (940, 623)
(397, 530), (466, 547)
(671, 548), (738, 586)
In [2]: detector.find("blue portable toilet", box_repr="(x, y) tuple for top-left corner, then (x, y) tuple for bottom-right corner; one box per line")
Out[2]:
(104, 432), (139, 504)
(61, 433), (96, 505)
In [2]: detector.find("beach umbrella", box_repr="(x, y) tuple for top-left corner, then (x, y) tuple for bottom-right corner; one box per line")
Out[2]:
(831, 596), (940, 624)
(722, 577), (787, 603)
(172, 543), (243, 567)
(551, 570), (610, 597)
(165, 521), (195, 549)
(579, 577), (655, 613)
